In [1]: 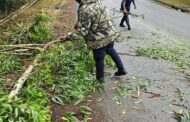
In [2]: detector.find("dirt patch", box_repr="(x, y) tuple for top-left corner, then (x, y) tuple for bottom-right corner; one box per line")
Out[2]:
(51, 94), (107, 122)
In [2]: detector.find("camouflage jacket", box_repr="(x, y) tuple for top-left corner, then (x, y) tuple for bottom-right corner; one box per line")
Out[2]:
(68, 0), (119, 49)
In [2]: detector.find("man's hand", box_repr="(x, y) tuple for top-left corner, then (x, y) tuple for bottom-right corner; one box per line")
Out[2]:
(124, 10), (128, 14)
(74, 23), (78, 30)
(60, 35), (67, 43)
(134, 6), (137, 9)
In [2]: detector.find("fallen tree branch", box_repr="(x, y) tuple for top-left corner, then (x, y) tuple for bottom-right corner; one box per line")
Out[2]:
(0, 47), (18, 52)
(0, 52), (33, 56)
(0, 43), (45, 48)
(8, 39), (62, 99)
(0, 47), (42, 52)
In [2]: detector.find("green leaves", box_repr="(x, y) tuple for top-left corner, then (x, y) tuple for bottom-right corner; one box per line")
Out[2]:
(52, 95), (64, 105)
(61, 106), (92, 122)
(61, 112), (79, 122)
(5, 12), (53, 44)
(29, 43), (103, 105)
(27, 13), (53, 43)
(0, 54), (21, 73)
(136, 46), (178, 60)
(136, 45), (190, 70)
(0, 94), (51, 122)
(79, 106), (92, 118)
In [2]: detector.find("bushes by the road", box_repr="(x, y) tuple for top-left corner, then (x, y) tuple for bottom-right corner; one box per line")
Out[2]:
(0, 0), (31, 14)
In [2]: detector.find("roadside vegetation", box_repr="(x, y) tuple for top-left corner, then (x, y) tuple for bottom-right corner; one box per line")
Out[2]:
(0, 0), (116, 121)
(0, 0), (32, 18)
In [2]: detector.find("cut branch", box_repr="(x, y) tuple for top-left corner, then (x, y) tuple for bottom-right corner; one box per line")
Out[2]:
(0, 52), (33, 56)
(8, 39), (62, 99)
(0, 43), (45, 48)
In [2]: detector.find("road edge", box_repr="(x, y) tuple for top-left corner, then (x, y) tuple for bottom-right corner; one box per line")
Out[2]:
(153, 0), (190, 13)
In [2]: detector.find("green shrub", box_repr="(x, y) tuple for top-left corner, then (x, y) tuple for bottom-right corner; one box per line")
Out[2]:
(27, 12), (53, 43)
(5, 12), (53, 44)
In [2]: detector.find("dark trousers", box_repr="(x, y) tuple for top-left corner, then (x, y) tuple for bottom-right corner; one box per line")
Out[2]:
(120, 13), (130, 28)
(93, 42), (124, 81)
(120, 7), (131, 28)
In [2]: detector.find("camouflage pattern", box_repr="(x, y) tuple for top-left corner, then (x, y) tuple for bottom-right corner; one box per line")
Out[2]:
(69, 0), (119, 49)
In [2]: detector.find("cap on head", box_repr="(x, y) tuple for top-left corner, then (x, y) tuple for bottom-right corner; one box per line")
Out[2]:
(75, 0), (81, 3)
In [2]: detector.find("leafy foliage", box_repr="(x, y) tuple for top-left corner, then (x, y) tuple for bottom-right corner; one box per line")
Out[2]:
(61, 106), (92, 122)
(136, 46), (190, 70)
(30, 41), (104, 105)
(0, 93), (51, 122)
(5, 12), (53, 44)
(136, 46), (178, 60)
(27, 12), (53, 43)
(0, 54), (21, 73)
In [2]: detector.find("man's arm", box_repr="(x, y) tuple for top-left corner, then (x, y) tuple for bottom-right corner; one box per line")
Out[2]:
(132, 0), (136, 9)
(65, 10), (92, 41)
(122, 0), (128, 13)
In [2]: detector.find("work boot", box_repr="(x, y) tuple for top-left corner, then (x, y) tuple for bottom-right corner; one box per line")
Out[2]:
(120, 24), (125, 27)
(97, 78), (105, 83)
(115, 69), (127, 76)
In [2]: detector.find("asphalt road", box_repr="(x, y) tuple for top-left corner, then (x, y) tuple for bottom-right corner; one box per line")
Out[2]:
(87, 1), (190, 122)
(105, 0), (190, 39)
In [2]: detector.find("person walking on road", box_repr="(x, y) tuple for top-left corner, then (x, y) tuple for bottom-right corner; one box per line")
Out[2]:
(120, 0), (136, 30)
(60, 0), (127, 82)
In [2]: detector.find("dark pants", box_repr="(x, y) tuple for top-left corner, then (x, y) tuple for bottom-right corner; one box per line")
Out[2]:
(120, 8), (131, 28)
(93, 42), (125, 81)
